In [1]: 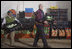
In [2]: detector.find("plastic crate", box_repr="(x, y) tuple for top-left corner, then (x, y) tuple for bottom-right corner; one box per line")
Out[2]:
(25, 13), (33, 17)
(25, 8), (33, 13)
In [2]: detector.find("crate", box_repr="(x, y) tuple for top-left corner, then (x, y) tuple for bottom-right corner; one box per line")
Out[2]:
(25, 8), (33, 13)
(19, 11), (25, 18)
(25, 13), (33, 17)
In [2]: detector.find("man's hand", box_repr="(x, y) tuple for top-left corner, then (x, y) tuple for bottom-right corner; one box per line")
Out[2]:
(44, 21), (48, 24)
(40, 20), (42, 23)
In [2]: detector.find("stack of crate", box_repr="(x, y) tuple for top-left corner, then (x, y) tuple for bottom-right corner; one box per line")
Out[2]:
(49, 9), (68, 28)
(47, 9), (68, 38)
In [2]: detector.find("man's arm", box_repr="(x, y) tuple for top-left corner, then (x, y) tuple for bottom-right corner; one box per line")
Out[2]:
(43, 13), (48, 24)
(2, 18), (6, 26)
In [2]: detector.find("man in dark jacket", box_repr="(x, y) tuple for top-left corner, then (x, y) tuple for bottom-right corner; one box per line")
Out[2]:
(33, 4), (48, 48)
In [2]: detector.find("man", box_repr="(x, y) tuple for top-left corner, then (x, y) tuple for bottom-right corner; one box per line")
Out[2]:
(33, 4), (48, 48)
(2, 9), (17, 46)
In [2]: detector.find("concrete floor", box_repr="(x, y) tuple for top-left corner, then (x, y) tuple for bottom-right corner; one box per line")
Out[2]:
(1, 38), (71, 48)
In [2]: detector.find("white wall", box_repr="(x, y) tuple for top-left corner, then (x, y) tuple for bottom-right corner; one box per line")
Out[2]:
(23, 1), (57, 12)
(1, 1), (58, 18)
(1, 1), (71, 21)
(1, 1), (18, 18)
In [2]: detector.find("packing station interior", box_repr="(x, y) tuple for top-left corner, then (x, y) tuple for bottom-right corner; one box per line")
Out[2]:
(1, 1), (71, 48)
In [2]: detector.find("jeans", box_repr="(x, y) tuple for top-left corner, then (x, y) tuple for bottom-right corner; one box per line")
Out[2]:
(33, 24), (48, 47)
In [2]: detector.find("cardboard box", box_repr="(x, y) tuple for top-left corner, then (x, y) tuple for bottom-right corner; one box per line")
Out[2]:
(52, 29), (57, 36)
(59, 30), (65, 36)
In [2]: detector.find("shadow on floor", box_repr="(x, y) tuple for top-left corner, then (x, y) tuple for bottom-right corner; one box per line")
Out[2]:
(1, 42), (27, 48)
(1, 39), (51, 48)
(16, 40), (51, 48)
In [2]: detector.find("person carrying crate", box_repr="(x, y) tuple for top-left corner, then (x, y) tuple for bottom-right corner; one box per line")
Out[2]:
(33, 4), (49, 48)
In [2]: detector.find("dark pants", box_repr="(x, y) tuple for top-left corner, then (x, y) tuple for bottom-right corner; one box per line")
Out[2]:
(33, 24), (48, 47)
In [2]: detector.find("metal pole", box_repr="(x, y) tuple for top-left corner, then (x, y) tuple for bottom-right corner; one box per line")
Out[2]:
(23, 1), (24, 11)
(16, 1), (19, 18)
